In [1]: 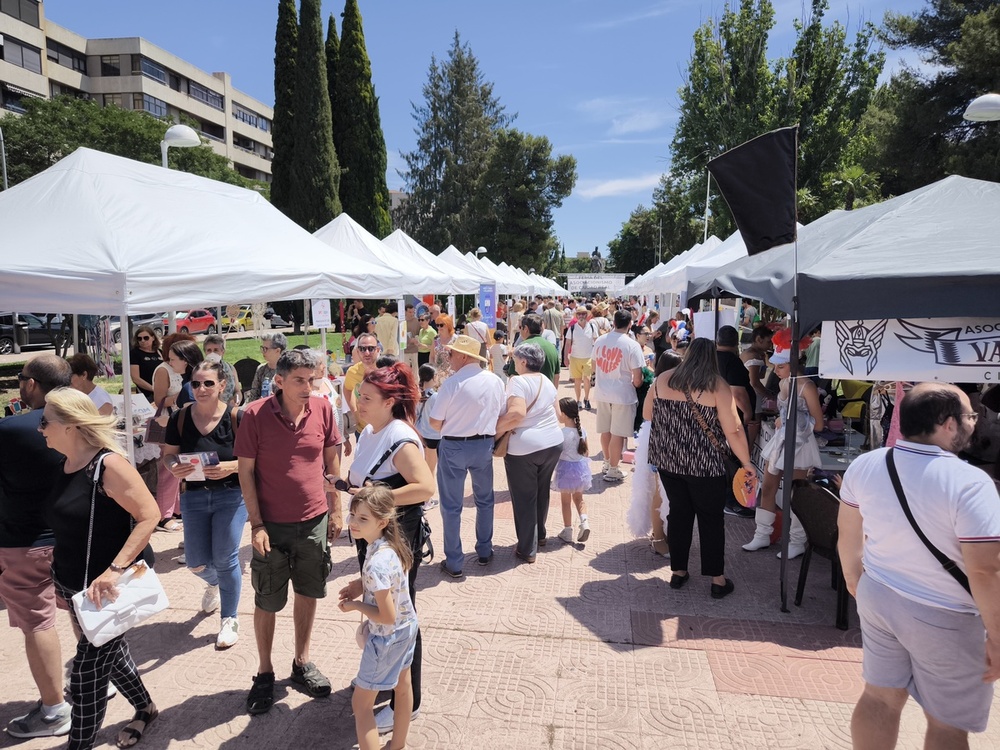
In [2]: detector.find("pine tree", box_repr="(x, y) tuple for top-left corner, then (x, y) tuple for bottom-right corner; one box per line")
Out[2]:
(325, 13), (339, 150)
(288, 0), (341, 231)
(270, 0), (298, 215)
(334, 0), (392, 237)
(398, 32), (512, 251)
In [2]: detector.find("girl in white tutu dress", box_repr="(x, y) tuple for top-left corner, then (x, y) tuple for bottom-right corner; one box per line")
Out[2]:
(553, 398), (592, 543)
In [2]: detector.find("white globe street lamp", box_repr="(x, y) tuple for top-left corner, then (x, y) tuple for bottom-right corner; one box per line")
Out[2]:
(963, 93), (1000, 123)
(160, 123), (201, 168)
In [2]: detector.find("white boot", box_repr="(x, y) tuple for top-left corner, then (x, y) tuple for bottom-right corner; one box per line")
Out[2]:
(777, 511), (807, 559)
(742, 508), (775, 551)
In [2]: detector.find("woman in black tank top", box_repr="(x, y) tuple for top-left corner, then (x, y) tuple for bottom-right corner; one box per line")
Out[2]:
(41, 388), (160, 750)
(643, 339), (756, 600)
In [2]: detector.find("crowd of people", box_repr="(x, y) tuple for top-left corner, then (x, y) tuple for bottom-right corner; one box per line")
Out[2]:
(1, 291), (999, 749)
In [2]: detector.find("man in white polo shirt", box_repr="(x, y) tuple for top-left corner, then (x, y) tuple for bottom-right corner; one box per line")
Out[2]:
(592, 309), (644, 482)
(838, 383), (1000, 748)
(566, 305), (599, 410)
(428, 335), (505, 577)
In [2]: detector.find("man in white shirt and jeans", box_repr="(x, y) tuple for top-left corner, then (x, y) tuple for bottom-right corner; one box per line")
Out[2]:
(592, 309), (644, 482)
(838, 383), (1000, 749)
(567, 305), (599, 410)
(428, 335), (505, 577)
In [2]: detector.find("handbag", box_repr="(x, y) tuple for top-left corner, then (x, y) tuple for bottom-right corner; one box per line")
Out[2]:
(683, 390), (759, 508)
(885, 449), (972, 595)
(493, 377), (543, 458)
(144, 398), (169, 444)
(71, 453), (170, 647)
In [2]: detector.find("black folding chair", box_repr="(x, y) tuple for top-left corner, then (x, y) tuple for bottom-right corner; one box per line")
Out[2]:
(791, 479), (850, 630)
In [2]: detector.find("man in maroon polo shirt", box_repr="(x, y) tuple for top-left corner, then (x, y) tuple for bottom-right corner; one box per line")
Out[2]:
(235, 349), (343, 715)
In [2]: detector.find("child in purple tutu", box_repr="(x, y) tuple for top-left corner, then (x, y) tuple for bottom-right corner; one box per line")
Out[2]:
(553, 398), (592, 543)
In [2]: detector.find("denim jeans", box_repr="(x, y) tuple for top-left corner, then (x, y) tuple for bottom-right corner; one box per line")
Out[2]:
(180, 484), (248, 619)
(437, 438), (495, 572)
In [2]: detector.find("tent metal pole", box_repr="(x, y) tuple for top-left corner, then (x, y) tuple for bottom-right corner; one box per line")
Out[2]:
(397, 296), (406, 354)
(120, 297), (136, 466)
(703, 172), (711, 243)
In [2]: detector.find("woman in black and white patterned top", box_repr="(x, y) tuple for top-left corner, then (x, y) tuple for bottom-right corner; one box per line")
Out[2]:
(644, 338), (755, 599)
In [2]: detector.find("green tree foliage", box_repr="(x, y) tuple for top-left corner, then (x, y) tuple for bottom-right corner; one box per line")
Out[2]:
(0, 96), (260, 190)
(334, 0), (392, 237)
(642, 0), (883, 259)
(866, 1), (1000, 195)
(288, 0), (341, 231)
(325, 13), (339, 128)
(469, 129), (576, 272)
(270, 0), (298, 214)
(398, 32), (513, 251)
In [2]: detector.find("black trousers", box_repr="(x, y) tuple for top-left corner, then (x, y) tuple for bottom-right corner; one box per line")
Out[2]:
(657, 472), (728, 577)
(504, 445), (562, 557)
(356, 503), (423, 711)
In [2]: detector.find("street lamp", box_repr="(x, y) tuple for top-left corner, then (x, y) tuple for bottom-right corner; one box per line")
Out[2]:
(0, 124), (8, 190)
(476, 246), (488, 256)
(963, 93), (1000, 122)
(160, 123), (201, 168)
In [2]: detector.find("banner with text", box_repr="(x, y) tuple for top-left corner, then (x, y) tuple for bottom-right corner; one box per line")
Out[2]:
(479, 283), (497, 328)
(565, 274), (628, 294)
(820, 317), (1000, 383)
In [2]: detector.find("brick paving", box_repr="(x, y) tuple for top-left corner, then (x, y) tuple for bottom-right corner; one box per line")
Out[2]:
(3, 375), (1000, 749)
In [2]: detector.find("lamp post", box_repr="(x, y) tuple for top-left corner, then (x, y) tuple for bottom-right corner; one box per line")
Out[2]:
(0, 124), (8, 190)
(160, 124), (201, 334)
(963, 93), (1000, 122)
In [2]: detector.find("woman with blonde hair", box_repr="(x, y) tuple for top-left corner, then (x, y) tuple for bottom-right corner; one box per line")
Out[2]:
(40, 388), (160, 749)
(464, 308), (491, 363)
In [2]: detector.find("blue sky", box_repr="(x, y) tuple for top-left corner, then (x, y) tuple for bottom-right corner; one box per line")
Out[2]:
(45, 0), (927, 260)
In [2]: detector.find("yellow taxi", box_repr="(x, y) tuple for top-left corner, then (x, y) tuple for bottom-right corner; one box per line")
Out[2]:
(221, 305), (255, 331)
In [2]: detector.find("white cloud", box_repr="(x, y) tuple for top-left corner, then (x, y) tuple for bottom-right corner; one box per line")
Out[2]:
(610, 111), (673, 135)
(576, 172), (662, 200)
(576, 96), (674, 137)
(584, 1), (691, 31)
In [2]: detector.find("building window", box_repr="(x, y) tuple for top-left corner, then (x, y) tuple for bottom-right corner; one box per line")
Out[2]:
(233, 104), (270, 133)
(103, 93), (123, 108)
(100, 55), (121, 77)
(132, 56), (167, 84)
(189, 81), (224, 111)
(46, 40), (88, 73)
(1, 36), (42, 74)
(199, 120), (225, 141)
(133, 93), (167, 118)
(50, 82), (86, 99)
(169, 73), (182, 92)
(0, 0), (40, 27)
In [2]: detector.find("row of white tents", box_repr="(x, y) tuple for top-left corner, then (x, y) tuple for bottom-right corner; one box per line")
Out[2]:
(0, 147), (565, 319)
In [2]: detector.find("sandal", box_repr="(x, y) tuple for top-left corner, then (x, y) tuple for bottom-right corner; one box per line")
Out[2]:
(156, 519), (182, 533)
(116, 705), (158, 748)
(246, 671), (275, 715)
(649, 537), (670, 558)
(290, 660), (331, 698)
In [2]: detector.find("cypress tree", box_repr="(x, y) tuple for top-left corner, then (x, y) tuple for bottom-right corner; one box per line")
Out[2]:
(325, 13), (339, 150)
(334, 0), (391, 237)
(270, 0), (298, 214)
(289, 0), (341, 231)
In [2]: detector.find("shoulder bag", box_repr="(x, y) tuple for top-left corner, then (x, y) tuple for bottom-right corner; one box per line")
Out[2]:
(143, 398), (169, 444)
(683, 390), (758, 508)
(493, 377), (543, 458)
(885, 449), (972, 595)
(71, 453), (170, 647)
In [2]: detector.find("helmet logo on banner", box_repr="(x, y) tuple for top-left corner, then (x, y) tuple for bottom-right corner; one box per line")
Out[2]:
(835, 319), (888, 376)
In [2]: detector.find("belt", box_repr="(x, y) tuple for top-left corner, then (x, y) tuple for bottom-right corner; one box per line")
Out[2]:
(441, 434), (494, 441)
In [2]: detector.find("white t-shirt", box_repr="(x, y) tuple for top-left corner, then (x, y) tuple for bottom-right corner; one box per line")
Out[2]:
(567, 319), (599, 359)
(88, 385), (113, 412)
(559, 425), (589, 463)
(428, 363), (505, 437)
(349, 419), (424, 487)
(362, 538), (416, 636)
(591, 331), (644, 405)
(841, 440), (1000, 613)
(465, 320), (490, 345)
(504, 374), (562, 456)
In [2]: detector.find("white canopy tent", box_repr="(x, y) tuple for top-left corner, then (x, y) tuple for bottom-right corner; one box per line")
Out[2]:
(628, 235), (724, 296)
(381, 229), (481, 295)
(438, 246), (494, 285)
(476, 255), (530, 295)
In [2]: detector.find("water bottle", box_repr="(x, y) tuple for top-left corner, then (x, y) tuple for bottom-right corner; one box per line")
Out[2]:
(261, 376), (272, 398)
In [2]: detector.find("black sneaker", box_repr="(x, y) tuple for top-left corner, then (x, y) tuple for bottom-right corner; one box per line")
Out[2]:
(477, 554), (493, 566)
(440, 560), (464, 578)
(584, 400), (592, 410)
(724, 500), (755, 519)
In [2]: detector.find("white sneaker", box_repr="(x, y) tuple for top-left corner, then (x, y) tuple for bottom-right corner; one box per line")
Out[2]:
(604, 466), (625, 482)
(201, 584), (220, 614)
(374, 704), (420, 735)
(425, 498), (439, 509)
(174, 554), (186, 564)
(6, 701), (71, 738)
(577, 519), (591, 543)
(216, 616), (239, 649)
(557, 526), (574, 543)
(601, 460), (611, 474)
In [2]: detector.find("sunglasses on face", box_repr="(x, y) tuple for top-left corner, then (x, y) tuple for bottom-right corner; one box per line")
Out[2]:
(17, 372), (31, 382)
(191, 380), (217, 389)
(358, 346), (378, 353)
(38, 415), (50, 429)
(137, 335), (152, 341)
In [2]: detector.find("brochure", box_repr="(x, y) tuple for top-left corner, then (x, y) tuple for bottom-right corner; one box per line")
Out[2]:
(176, 451), (220, 482)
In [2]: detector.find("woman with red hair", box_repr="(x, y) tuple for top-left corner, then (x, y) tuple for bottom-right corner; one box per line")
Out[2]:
(338, 362), (434, 733)
(743, 328), (825, 557)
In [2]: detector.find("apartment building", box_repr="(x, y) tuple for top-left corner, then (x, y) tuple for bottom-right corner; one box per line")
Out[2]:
(0, 0), (273, 182)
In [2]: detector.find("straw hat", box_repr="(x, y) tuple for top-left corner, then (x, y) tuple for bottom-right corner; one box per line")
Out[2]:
(446, 334), (489, 362)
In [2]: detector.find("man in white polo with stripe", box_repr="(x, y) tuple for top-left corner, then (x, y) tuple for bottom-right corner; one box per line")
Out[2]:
(838, 383), (1000, 749)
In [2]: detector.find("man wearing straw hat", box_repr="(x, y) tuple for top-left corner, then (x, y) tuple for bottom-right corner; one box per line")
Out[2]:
(428, 335), (505, 578)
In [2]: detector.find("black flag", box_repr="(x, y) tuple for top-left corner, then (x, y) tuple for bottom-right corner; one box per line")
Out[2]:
(707, 125), (798, 255)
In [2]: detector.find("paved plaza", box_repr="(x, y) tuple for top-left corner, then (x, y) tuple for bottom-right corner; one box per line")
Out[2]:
(2, 376), (999, 749)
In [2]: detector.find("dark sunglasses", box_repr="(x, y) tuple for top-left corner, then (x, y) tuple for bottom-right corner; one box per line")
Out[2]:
(358, 345), (378, 353)
(137, 335), (152, 341)
(190, 380), (217, 389)
(38, 415), (50, 429)
(17, 371), (31, 382)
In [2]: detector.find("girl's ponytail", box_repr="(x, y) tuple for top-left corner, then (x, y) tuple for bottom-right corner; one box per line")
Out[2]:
(574, 414), (588, 456)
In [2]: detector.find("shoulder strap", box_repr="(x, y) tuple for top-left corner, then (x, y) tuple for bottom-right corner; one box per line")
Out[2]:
(885, 449), (971, 595)
(81, 452), (111, 589)
(682, 389), (727, 457)
(365, 438), (420, 484)
(524, 377), (544, 414)
(230, 405), (243, 429)
(176, 403), (190, 436)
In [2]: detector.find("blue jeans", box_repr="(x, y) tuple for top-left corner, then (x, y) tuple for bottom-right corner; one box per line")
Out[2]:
(437, 438), (495, 572)
(180, 485), (248, 619)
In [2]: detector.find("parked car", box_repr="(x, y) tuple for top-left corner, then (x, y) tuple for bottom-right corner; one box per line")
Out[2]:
(108, 312), (166, 344)
(269, 313), (290, 328)
(163, 309), (217, 335)
(221, 305), (256, 331)
(0, 313), (68, 354)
